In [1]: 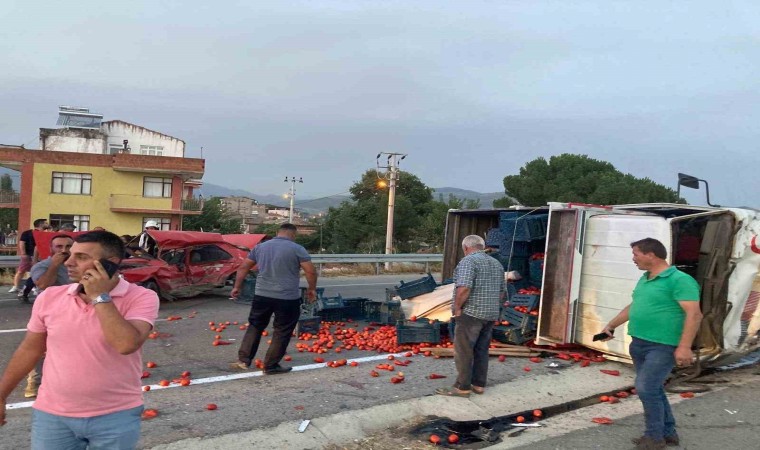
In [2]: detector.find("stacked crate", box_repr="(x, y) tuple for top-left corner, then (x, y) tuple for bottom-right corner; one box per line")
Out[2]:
(485, 212), (547, 282)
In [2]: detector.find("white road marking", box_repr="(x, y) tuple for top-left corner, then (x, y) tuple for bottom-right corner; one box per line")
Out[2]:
(0, 328), (26, 334)
(316, 283), (396, 288)
(6, 352), (411, 410)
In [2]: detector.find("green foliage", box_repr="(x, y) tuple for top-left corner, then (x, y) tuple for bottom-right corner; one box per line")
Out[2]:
(0, 174), (12, 192)
(503, 154), (681, 206)
(182, 197), (243, 234)
(492, 196), (515, 208)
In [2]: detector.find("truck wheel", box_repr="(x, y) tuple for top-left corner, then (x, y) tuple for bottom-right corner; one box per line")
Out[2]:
(143, 280), (162, 299)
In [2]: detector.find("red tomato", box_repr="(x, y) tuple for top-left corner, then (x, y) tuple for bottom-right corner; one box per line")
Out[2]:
(159, 380), (170, 387)
(429, 434), (441, 445)
(141, 409), (159, 420)
(181, 371), (191, 378)
(533, 409), (543, 418)
(516, 416), (525, 423)
(448, 434), (459, 444)
(206, 403), (218, 410)
(143, 386), (150, 391)
(146, 361), (157, 368)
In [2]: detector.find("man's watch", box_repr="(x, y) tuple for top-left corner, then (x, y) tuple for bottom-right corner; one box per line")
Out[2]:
(92, 293), (113, 305)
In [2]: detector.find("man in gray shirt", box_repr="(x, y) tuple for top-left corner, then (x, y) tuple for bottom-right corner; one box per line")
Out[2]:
(23, 234), (74, 398)
(230, 223), (317, 374)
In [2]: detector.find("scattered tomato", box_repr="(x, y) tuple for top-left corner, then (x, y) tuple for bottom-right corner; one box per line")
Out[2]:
(159, 380), (170, 387)
(429, 434), (441, 445)
(143, 386), (150, 391)
(314, 357), (325, 363)
(592, 417), (613, 425)
(680, 392), (695, 398)
(529, 357), (542, 363)
(516, 415), (525, 423)
(498, 355), (506, 362)
(448, 434), (459, 444)
(600, 369), (620, 376)
(370, 370), (380, 377)
(284, 355), (292, 361)
(350, 361), (359, 367)
(523, 366), (531, 372)
(146, 361), (157, 368)
(181, 371), (191, 378)
(206, 403), (218, 410)
(141, 409), (159, 420)
(600, 395), (610, 403)
(141, 371), (151, 379)
(533, 409), (543, 418)
(180, 379), (191, 387)
(409, 316), (417, 322)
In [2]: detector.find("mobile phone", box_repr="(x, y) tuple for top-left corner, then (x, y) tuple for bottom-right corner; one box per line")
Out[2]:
(592, 330), (613, 341)
(76, 258), (120, 294)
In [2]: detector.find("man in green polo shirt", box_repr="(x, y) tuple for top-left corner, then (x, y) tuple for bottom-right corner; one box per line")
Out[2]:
(601, 238), (702, 450)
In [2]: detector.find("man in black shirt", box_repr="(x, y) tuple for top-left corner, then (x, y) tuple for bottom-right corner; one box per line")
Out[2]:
(9, 219), (47, 293)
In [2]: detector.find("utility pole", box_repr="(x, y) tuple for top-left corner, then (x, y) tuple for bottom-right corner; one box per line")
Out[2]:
(376, 152), (407, 270)
(284, 176), (303, 223)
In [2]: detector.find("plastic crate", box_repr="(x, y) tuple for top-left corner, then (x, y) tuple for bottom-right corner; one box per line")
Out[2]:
(300, 287), (326, 304)
(525, 214), (549, 240)
(342, 297), (369, 320)
(485, 228), (506, 247)
(507, 294), (540, 311)
(395, 274), (437, 300)
(498, 240), (531, 258)
(396, 320), (442, 344)
(366, 300), (402, 324)
(492, 255), (528, 276)
(317, 295), (345, 310)
(234, 275), (256, 304)
(501, 308), (538, 330)
(499, 216), (532, 242)
(528, 259), (544, 286)
(297, 316), (321, 335)
(492, 325), (535, 345)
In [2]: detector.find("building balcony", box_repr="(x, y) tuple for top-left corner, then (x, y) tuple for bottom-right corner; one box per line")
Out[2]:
(109, 194), (202, 215)
(0, 191), (20, 208)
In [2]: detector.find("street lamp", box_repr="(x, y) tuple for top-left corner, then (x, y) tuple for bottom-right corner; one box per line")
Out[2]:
(283, 177), (303, 223)
(676, 173), (719, 207)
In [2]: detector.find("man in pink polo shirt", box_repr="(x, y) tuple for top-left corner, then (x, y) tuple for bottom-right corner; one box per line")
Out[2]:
(0, 230), (159, 449)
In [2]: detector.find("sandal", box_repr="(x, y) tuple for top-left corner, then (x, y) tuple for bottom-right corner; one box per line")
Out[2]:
(435, 387), (471, 397)
(472, 386), (485, 395)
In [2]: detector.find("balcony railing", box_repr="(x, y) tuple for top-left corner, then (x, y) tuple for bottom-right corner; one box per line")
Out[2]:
(0, 191), (20, 205)
(182, 197), (204, 211)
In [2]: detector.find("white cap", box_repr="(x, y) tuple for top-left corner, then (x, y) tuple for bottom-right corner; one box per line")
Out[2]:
(145, 220), (159, 229)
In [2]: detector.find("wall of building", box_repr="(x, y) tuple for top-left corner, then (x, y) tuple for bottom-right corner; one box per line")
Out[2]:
(103, 121), (185, 157)
(29, 163), (174, 235)
(40, 128), (107, 154)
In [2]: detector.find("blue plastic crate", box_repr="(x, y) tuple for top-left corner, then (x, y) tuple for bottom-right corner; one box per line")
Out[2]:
(485, 228), (506, 247)
(297, 316), (321, 335)
(493, 255), (528, 277)
(529, 259), (544, 282)
(499, 215), (532, 242)
(498, 240), (531, 258)
(500, 308), (538, 330)
(493, 325), (535, 345)
(396, 320), (442, 344)
(506, 294), (540, 310)
(525, 214), (549, 240)
(342, 297), (370, 320)
(317, 295), (345, 310)
(395, 274), (437, 299)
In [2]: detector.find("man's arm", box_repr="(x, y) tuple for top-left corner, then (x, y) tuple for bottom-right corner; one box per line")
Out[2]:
(32, 254), (68, 290)
(601, 304), (631, 340)
(17, 235), (27, 256)
(0, 331), (47, 426)
(675, 301), (703, 366)
(300, 261), (318, 302)
(230, 258), (256, 299)
(454, 286), (471, 316)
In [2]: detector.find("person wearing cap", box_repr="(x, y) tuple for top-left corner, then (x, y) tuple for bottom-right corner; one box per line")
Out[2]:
(138, 221), (159, 256)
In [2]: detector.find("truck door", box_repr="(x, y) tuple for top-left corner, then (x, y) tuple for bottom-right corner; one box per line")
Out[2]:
(535, 204), (616, 346)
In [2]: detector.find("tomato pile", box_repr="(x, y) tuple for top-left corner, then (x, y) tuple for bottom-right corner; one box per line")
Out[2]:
(295, 322), (453, 356)
(530, 252), (545, 261)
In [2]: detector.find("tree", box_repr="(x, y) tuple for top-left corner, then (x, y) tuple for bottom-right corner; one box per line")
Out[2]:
(0, 174), (18, 232)
(0, 174), (12, 192)
(492, 196), (515, 208)
(182, 197), (243, 234)
(502, 154), (681, 206)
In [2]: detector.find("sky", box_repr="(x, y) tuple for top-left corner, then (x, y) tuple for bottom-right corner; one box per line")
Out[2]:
(1, 1), (759, 207)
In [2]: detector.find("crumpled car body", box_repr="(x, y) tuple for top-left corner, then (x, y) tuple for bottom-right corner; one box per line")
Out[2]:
(120, 231), (268, 301)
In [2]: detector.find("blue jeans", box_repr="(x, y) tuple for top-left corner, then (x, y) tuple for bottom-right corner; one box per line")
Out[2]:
(629, 337), (677, 440)
(32, 405), (143, 450)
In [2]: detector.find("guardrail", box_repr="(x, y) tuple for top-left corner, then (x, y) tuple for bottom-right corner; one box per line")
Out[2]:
(0, 254), (443, 270)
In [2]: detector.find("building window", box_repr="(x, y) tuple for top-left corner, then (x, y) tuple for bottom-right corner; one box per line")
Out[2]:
(143, 217), (171, 230)
(52, 172), (92, 195)
(49, 215), (90, 231)
(143, 177), (172, 198)
(108, 144), (124, 155)
(140, 145), (164, 156)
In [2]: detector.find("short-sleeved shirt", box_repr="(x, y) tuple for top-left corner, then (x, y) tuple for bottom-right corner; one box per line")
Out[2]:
(30, 257), (69, 288)
(628, 266), (701, 346)
(27, 278), (160, 418)
(452, 251), (505, 321)
(248, 237), (311, 300)
(20, 229), (35, 255)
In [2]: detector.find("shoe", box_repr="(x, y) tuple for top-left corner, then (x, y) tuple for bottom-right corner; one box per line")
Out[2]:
(24, 383), (38, 398)
(631, 436), (667, 449)
(8, 286), (19, 293)
(31, 287), (40, 296)
(228, 361), (250, 370)
(632, 435), (679, 447)
(264, 365), (293, 375)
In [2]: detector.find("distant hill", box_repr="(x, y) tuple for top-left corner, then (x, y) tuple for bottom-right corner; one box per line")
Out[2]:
(196, 182), (506, 213)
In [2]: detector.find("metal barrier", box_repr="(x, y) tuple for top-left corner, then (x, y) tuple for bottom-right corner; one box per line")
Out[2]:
(0, 254), (443, 270)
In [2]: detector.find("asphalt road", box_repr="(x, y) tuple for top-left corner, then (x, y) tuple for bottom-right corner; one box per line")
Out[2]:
(2, 275), (758, 450)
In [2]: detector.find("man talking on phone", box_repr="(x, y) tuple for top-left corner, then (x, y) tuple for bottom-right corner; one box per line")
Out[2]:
(22, 234), (74, 398)
(0, 231), (160, 449)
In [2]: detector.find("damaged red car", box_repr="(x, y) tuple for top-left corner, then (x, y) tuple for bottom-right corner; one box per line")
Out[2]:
(121, 231), (267, 301)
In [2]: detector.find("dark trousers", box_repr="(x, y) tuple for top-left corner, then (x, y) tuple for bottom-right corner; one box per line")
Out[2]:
(453, 313), (494, 390)
(237, 295), (300, 369)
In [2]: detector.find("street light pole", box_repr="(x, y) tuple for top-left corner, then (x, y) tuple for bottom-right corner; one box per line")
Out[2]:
(283, 176), (303, 223)
(377, 152), (407, 271)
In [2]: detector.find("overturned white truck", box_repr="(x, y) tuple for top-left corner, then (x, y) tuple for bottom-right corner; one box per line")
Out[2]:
(442, 203), (760, 367)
